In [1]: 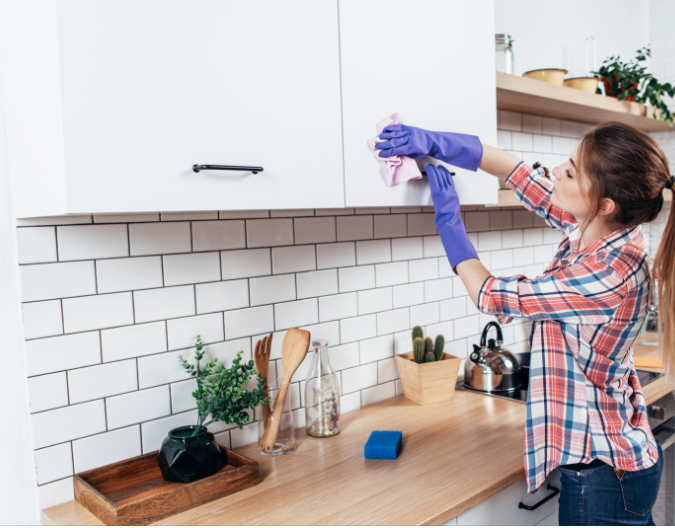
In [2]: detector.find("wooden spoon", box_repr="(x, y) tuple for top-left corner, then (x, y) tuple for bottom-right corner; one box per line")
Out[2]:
(253, 333), (273, 426)
(259, 327), (311, 453)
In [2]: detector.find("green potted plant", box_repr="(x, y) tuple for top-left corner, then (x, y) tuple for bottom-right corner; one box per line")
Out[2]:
(394, 326), (461, 405)
(157, 335), (273, 483)
(595, 46), (675, 125)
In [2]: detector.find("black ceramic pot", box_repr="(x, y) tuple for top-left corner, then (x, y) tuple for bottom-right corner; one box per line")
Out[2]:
(157, 425), (221, 483)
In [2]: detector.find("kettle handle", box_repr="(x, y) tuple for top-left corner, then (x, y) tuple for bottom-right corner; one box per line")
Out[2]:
(480, 321), (503, 347)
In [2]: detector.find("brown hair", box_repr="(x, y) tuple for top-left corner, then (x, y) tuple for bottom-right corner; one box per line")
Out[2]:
(576, 122), (675, 385)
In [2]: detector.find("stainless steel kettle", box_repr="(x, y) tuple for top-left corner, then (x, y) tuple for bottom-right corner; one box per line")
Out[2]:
(464, 321), (522, 392)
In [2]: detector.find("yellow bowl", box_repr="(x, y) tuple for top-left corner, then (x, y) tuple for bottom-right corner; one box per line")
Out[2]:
(522, 68), (568, 85)
(563, 77), (600, 93)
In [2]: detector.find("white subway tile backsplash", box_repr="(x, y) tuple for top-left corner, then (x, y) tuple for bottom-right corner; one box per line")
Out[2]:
(275, 299), (319, 330)
(497, 130), (512, 150)
(489, 211), (512, 231)
(167, 313), (225, 350)
(62, 292), (134, 333)
(21, 261), (96, 302)
(163, 252), (221, 286)
(410, 302), (439, 327)
(362, 381), (396, 407)
(133, 285), (195, 323)
(393, 282), (425, 308)
(106, 385), (172, 430)
(25, 332), (101, 377)
(374, 214), (407, 239)
(522, 114), (542, 134)
(543, 227), (562, 244)
(72, 426), (142, 474)
(477, 231), (501, 252)
(161, 212), (218, 221)
(513, 210), (534, 229)
(35, 443), (73, 485)
(23, 300), (63, 339)
(542, 117), (561, 136)
(68, 359), (138, 404)
(423, 278), (453, 303)
(409, 258), (438, 282)
(422, 235), (445, 258)
(560, 119), (579, 138)
(250, 274), (295, 306)
(195, 279), (249, 314)
(137, 351), (190, 389)
(342, 363), (378, 394)
(340, 391), (361, 414)
(357, 287), (393, 315)
(375, 261), (408, 287)
(38, 477), (75, 510)
(522, 227), (543, 246)
(339, 265), (375, 293)
(513, 247), (534, 267)
(453, 315), (480, 340)
(511, 132), (533, 152)
(270, 209), (314, 218)
(272, 245), (316, 274)
(246, 218), (294, 248)
(377, 358), (399, 384)
(500, 110), (521, 131)
(140, 411), (198, 454)
(230, 423), (258, 450)
(224, 305), (274, 340)
(533, 134), (553, 153)
(356, 239), (391, 265)
(101, 321), (167, 362)
(425, 321), (454, 343)
(319, 293), (358, 322)
(129, 222), (191, 256)
(359, 334), (394, 364)
(57, 225), (128, 261)
(94, 213), (159, 223)
(294, 217), (336, 245)
(219, 210), (269, 219)
(452, 276), (468, 298)
(501, 229), (524, 249)
(170, 379), (198, 414)
(32, 400), (106, 450)
(328, 343), (360, 371)
(465, 211), (490, 232)
(17, 227), (57, 264)
(315, 208), (354, 216)
(191, 220), (246, 252)
(407, 213), (436, 236)
(552, 136), (570, 155)
(17, 216), (91, 227)
(337, 215), (373, 241)
(391, 237), (423, 261)
(297, 269), (338, 299)
(96, 256), (163, 294)
(317, 242), (356, 269)
(377, 308), (410, 335)
(340, 314), (377, 343)
(28, 373), (69, 413)
(221, 248), (270, 280)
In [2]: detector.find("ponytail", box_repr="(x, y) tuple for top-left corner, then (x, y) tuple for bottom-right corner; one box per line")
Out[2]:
(654, 181), (675, 386)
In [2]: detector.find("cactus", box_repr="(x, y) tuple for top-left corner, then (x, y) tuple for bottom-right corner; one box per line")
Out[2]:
(424, 337), (434, 357)
(425, 351), (435, 363)
(413, 337), (425, 364)
(412, 325), (424, 342)
(434, 334), (445, 361)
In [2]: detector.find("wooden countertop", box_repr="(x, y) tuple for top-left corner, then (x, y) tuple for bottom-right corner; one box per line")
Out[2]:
(41, 344), (674, 526)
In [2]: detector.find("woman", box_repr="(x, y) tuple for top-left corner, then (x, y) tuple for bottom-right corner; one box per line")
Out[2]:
(376, 121), (674, 525)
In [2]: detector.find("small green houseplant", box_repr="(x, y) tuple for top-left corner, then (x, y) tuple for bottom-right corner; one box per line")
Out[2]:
(157, 335), (273, 483)
(595, 46), (675, 125)
(411, 325), (445, 363)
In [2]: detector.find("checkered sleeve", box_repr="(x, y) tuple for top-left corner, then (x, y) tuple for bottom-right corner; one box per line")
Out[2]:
(505, 161), (577, 234)
(477, 253), (629, 324)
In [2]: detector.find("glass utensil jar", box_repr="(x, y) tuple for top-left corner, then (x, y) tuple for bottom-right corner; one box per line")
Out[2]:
(305, 340), (340, 438)
(258, 377), (296, 456)
(495, 33), (514, 74)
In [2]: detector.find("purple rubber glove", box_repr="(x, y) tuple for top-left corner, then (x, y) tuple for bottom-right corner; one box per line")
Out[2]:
(375, 124), (483, 171)
(426, 164), (478, 273)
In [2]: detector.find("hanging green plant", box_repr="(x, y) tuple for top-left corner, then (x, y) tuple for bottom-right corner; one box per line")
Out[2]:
(594, 46), (675, 125)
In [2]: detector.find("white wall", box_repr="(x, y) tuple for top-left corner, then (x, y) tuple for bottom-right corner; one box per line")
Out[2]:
(0, 70), (41, 524)
(495, 0), (650, 78)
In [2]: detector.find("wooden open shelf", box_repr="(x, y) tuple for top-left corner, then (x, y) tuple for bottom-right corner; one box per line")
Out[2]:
(496, 72), (673, 133)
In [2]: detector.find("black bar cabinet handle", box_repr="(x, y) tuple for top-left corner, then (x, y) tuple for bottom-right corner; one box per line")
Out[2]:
(192, 164), (264, 174)
(421, 170), (455, 176)
(518, 484), (560, 511)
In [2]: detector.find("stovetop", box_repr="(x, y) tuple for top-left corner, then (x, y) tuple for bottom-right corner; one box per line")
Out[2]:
(456, 365), (664, 404)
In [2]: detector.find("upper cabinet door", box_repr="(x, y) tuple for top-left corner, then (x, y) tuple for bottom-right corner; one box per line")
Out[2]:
(2, 0), (344, 217)
(339, 0), (498, 207)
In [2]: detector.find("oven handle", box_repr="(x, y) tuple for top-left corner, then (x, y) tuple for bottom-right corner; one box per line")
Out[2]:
(652, 417), (675, 450)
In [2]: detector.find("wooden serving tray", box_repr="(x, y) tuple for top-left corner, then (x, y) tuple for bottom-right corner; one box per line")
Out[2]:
(74, 444), (259, 525)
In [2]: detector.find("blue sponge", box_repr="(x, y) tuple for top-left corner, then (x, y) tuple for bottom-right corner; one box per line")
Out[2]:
(364, 430), (402, 460)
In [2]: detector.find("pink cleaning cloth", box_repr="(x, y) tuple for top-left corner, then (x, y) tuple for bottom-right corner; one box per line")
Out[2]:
(367, 113), (423, 187)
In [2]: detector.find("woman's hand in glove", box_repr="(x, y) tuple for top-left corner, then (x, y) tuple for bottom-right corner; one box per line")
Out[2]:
(375, 125), (483, 171)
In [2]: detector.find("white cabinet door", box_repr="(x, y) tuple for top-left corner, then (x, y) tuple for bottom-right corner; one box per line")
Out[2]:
(456, 470), (562, 526)
(2, 0), (344, 217)
(339, 0), (498, 207)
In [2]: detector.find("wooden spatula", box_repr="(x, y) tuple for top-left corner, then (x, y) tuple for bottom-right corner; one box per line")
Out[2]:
(253, 333), (273, 426)
(259, 327), (311, 453)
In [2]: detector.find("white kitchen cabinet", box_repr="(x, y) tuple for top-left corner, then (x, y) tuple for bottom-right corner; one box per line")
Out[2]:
(456, 469), (561, 526)
(0, 0), (345, 217)
(339, 0), (498, 207)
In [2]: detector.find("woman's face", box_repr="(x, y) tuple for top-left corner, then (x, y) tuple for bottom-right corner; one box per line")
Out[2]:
(549, 144), (591, 222)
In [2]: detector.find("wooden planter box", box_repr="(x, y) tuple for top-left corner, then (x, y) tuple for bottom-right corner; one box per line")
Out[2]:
(74, 445), (258, 525)
(395, 352), (462, 405)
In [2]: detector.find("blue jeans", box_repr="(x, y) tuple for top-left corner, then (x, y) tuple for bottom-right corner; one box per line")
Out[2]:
(558, 441), (663, 526)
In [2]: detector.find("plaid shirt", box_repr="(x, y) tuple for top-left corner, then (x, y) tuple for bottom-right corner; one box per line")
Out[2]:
(477, 162), (659, 494)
